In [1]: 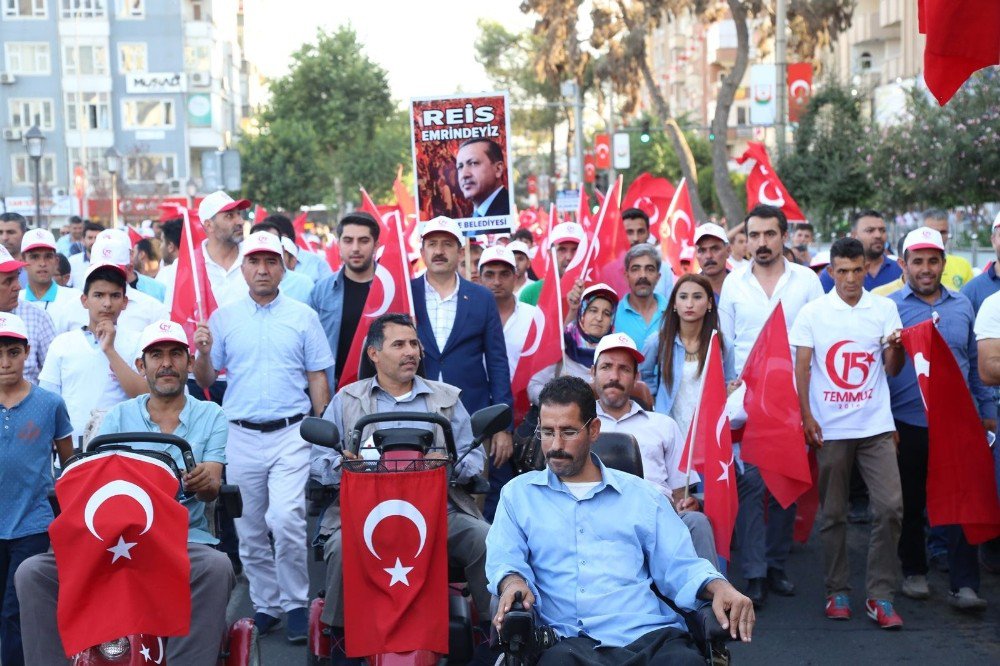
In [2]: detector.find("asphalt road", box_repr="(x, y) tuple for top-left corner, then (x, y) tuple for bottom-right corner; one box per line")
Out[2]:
(231, 517), (1000, 665)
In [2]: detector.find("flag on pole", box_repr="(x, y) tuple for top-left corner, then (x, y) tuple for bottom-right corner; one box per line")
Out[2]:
(659, 178), (697, 277)
(736, 142), (806, 223)
(918, 0), (1000, 106)
(170, 206), (218, 350)
(623, 173), (676, 245)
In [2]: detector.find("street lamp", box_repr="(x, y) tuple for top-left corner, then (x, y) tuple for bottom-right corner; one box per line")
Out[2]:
(105, 147), (121, 228)
(24, 125), (45, 226)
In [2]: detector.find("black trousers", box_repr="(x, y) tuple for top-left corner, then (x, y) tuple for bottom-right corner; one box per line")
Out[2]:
(537, 626), (702, 666)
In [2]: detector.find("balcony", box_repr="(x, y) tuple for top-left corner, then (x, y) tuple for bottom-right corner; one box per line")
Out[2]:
(879, 0), (903, 28)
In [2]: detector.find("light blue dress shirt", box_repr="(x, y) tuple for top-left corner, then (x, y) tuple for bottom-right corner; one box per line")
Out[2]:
(209, 293), (334, 422)
(486, 454), (723, 647)
(280, 267), (315, 303)
(134, 273), (166, 302)
(639, 332), (735, 415)
(98, 395), (227, 545)
(296, 250), (334, 284)
(614, 292), (668, 349)
(309, 269), (346, 389)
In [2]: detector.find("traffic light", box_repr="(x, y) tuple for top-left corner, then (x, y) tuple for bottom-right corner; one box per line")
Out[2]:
(708, 131), (716, 141)
(640, 120), (651, 143)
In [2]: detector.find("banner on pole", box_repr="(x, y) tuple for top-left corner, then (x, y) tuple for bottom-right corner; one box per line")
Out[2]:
(749, 64), (777, 126)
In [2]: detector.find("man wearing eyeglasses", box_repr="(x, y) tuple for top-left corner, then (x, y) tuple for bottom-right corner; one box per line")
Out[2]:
(487, 376), (754, 663)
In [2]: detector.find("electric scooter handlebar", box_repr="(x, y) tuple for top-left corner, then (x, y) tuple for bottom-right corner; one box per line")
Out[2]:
(86, 432), (197, 474)
(348, 411), (458, 459)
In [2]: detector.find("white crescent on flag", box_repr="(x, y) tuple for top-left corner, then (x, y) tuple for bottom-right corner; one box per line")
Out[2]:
(367, 263), (397, 318)
(363, 499), (427, 561)
(83, 480), (155, 542)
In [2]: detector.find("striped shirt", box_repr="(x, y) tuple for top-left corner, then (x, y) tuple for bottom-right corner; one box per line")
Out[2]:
(10, 302), (55, 385)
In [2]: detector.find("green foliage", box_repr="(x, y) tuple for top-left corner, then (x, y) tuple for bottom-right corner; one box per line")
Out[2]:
(239, 118), (327, 212)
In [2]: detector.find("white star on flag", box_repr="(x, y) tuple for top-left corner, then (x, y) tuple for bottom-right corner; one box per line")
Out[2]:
(383, 557), (414, 587)
(139, 645), (151, 661)
(107, 535), (137, 563)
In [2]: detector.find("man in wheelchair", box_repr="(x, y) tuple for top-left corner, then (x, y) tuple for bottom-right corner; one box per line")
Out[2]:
(487, 376), (754, 665)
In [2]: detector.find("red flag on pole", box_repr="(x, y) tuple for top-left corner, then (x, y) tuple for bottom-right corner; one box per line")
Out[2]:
(623, 173), (676, 246)
(594, 134), (611, 169)
(512, 248), (564, 423)
(337, 210), (415, 389)
(518, 206), (549, 280)
(900, 319), (1000, 543)
(739, 303), (812, 508)
(736, 142), (806, 224)
(292, 212), (317, 253)
(578, 176), (628, 294)
(341, 467), (449, 657)
(359, 188), (391, 238)
(919, 0), (1000, 106)
(325, 239), (342, 272)
(50, 452), (191, 656)
(678, 333), (738, 560)
(125, 226), (143, 247)
(659, 178), (697, 277)
(170, 207), (218, 350)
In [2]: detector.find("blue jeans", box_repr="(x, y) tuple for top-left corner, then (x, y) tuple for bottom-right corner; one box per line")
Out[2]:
(1, 532), (50, 666)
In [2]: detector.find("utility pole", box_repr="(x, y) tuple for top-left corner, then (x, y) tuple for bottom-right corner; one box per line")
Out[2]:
(607, 82), (616, 185)
(561, 80), (585, 188)
(775, 0), (788, 158)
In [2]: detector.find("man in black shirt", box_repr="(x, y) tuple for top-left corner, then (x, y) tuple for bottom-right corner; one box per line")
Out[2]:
(309, 213), (378, 390)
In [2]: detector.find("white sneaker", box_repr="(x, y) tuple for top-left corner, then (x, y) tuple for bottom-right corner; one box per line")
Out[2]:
(949, 587), (987, 612)
(901, 575), (930, 600)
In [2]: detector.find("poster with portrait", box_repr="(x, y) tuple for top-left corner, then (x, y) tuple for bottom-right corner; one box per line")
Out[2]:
(410, 92), (514, 234)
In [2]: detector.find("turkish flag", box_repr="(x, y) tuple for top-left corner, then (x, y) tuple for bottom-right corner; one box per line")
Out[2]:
(900, 319), (1000, 543)
(49, 451), (191, 656)
(793, 449), (821, 543)
(337, 210), (415, 389)
(919, 0), (1000, 106)
(576, 187), (592, 233)
(736, 142), (806, 224)
(512, 247), (564, 423)
(677, 333), (738, 560)
(623, 173), (676, 247)
(518, 206), (550, 280)
(393, 164), (416, 221)
(341, 467), (449, 657)
(253, 205), (268, 224)
(170, 207), (218, 350)
(738, 303), (812, 508)
(659, 177), (697, 277)
(292, 212), (318, 253)
(325, 238), (342, 272)
(125, 226), (143, 248)
(594, 133), (611, 169)
(787, 63), (813, 123)
(579, 176), (629, 295)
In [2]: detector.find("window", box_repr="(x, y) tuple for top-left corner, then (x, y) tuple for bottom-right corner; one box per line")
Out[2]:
(68, 146), (107, 185)
(117, 43), (146, 73)
(12, 154), (57, 186)
(65, 91), (111, 130)
(60, 0), (105, 18)
(115, 0), (141, 17)
(9, 98), (55, 130)
(4, 43), (51, 75)
(122, 98), (174, 129)
(125, 153), (176, 183)
(63, 43), (109, 75)
(3, 0), (47, 18)
(184, 44), (211, 72)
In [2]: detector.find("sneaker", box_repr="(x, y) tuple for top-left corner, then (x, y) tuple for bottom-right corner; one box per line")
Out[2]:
(286, 606), (309, 644)
(865, 599), (903, 630)
(825, 594), (851, 620)
(901, 575), (930, 600)
(253, 611), (281, 636)
(948, 587), (988, 612)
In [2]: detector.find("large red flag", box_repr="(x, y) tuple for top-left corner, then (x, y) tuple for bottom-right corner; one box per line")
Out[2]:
(677, 333), (738, 560)
(50, 452), (191, 656)
(170, 207), (218, 349)
(739, 303), (812, 508)
(359, 188), (391, 237)
(325, 239), (342, 272)
(337, 211), (415, 389)
(919, 0), (1000, 106)
(736, 142), (806, 224)
(579, 176), (629, 295)
(393, 164), (416, 221)
(292, 212), (318, 253)
(341, 467), (449, 657)
(518, 206), (549, 280)
(659, 177), (697, 277)
(900, 319), (1000, 543)
(623, 173), (676, 245)
(512, 248), (564, 423)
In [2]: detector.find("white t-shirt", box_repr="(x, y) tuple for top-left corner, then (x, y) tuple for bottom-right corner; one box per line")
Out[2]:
(19, 284), (88, 334)
(564, 481), (600, 500)
(503, 300), (538, 377)
(118, 286), (170, 338)
(38, 327), (141, 439)
(974, 290), (1000, 340)
(154, 260), (178, 308)
(789, 290), (901, 440)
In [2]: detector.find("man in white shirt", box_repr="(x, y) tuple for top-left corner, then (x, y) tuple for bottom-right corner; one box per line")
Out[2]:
(199, 191), (252, 306)
(507, 240), (535, 298)
(718, 204), (824, 607)
(38, 261), (146, 446)
(89, 236), (170, 337)
(790, 237), (906, 628)
(67, 221), (104, 288)
(591, 333), (718, 565)
(19, 228), (88, 333)
(479, 245), (537, 378)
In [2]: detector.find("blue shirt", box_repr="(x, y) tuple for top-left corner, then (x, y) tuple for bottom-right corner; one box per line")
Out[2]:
(820, 255), (901, 292)
(209, 292), (334, 421)
(296, 250), (334, 284)
(309, 268), (346, 390)
(639, 332), (735, 415)
(98, 395), (227, 545)
(485, 455), (723, 647)
(887, 284), (996, 426)
(0, 385), (73, 539)
(280, 267), (315, 303)
(960, 263), (1000, 314)
(614, 293), (668, 349)
(23, 281), (59, 303)
(134, 273), (166, 302)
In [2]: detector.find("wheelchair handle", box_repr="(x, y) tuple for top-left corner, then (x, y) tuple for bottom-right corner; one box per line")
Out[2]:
(349, 411), (457, 459)
(87, 432), (197, 474)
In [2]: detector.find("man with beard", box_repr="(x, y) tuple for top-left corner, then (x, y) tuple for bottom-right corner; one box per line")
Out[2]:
(506, 240), (535, 297)
(718, 204), (824, 608)
(694, 223), (732, 298)
(479, 246), (537, 377)
(615, 245), (667, 348)
(456, 138), (509, 217)
(309, 212), (379, 391)
(198, 191), (252, 306)
(487, 376), (754, 663)
(821, 210), (901, 293)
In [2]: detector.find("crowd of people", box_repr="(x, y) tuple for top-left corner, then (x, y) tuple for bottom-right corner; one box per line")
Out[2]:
(0, 193), (998, 665)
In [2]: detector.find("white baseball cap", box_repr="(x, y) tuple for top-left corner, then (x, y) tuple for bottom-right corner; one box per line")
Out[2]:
(86, 236), (130, 278)
(582, 282), (620, 307)
(694, 223), (729, 245)
(0, 313), (29, 341)
(0, 245), (26, 273)
(507, 240), (530, 257)
(594, 332), (645, 364)
(138, 320), (189, 352)
(96, 228), (129, 245)
(21, 228), (57, 253)
(280, 236), (299, 258)
(420, 216), (465, 246)
(550, 222), (584, 246)
(478, 245), (517, 271)
(198, 190), (251, 223)
(241, 231), (284, 257)
(902, 226), (945, 254)
(809, 250), (831, 269)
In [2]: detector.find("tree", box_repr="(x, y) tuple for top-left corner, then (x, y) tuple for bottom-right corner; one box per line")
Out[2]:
(239, 118), (327, 212)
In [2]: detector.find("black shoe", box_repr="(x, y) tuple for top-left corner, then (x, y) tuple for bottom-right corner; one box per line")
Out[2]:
(286, 606), (308, 644)
(767, 567), (796, 596)
(929, 553), (950, 574)
(745, 578), (767, 608)
(253, 611), (281, 636)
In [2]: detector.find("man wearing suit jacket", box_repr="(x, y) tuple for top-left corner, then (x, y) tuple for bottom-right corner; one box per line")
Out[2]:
(411, 217), (514, 519)
(456, 138), (510, 217)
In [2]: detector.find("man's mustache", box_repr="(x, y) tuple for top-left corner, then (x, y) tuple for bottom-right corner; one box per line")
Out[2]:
(603, 381), (625, 392)
(546, 450), (572, 460)
(635, 279), (651, 286)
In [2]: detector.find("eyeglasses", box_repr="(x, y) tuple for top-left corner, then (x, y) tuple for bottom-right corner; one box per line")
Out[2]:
(536, 418), (594, 442)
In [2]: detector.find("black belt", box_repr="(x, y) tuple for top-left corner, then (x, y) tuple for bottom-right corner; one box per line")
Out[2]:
(231, 413), (306, 433)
